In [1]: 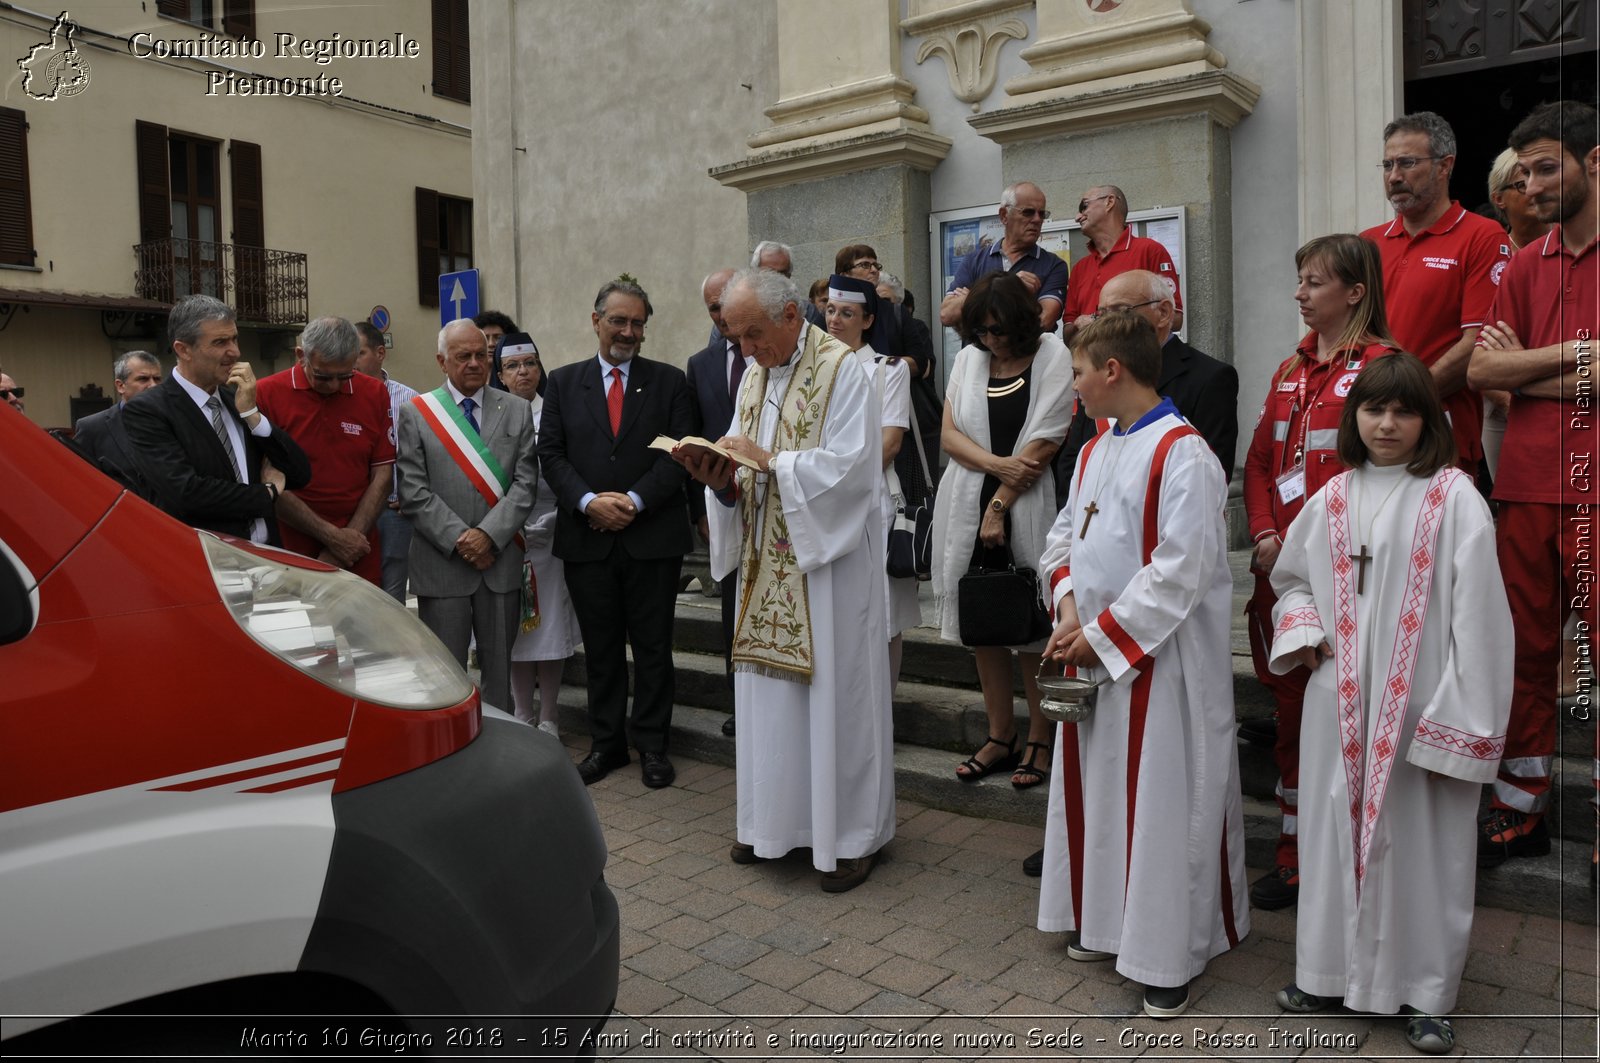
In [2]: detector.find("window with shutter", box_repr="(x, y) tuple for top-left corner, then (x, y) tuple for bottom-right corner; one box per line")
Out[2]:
(416, 187), (440, 306)
(222, 0), (255, 40)
(431, 0), (471, 103)
(231, 140), (266, 321)
(0, 108), (34, 268)
(158, 0), (215, 28)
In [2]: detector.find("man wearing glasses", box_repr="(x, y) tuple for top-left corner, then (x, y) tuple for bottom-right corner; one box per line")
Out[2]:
(1062, 185), (1184, 345)
(256, 315), (396, 585)
(941, 181), (1069, 330)
(539, 279), (696, 789)
(1360, 111), (1511, 479)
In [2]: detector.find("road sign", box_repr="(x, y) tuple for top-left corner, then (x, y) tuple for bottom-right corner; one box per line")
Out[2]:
(439, 269), (480, 328)
(369, 305), (390, 331)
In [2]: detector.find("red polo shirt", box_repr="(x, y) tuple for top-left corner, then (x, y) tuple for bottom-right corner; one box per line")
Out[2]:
(256, 364), (395, 519)
(1485, 226), (1600, 504)
(1062, 226), (1183, 323)
(1361, 203), (1510, 465)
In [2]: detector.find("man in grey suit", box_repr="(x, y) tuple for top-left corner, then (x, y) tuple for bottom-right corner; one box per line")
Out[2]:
(397, 318), (538, 713)
(74, 351), (163, 494)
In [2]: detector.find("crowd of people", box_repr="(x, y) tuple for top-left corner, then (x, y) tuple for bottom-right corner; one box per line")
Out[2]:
(31, 99), (1595, 1054)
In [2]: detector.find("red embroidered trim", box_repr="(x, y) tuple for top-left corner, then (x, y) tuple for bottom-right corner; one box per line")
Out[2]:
(1275, 606), (1323, 638)
(1413, 720), (1507, 762)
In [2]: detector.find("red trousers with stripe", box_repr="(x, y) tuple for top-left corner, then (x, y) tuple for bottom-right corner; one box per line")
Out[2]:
(1494, 502), (1597, 813)
(1246, 571), (1311, 868)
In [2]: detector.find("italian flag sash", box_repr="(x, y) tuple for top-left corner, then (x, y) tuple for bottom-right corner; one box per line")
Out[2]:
(412, 388), (540, 631)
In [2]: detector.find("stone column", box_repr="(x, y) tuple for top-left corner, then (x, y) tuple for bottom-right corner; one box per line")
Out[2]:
(711, 0), (950, 298)
(964, 0), (1256, 366)
(1297, 0), (1402, 241)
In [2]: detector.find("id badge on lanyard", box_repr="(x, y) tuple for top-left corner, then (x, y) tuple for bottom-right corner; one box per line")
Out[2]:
(1276, 466), (1306, 505)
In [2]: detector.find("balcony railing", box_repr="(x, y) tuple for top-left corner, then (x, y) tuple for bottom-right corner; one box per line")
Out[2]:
(134, 238), (308, 327)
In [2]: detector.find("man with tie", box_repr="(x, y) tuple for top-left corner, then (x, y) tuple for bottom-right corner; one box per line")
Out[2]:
(539, 279), (696, 788)
(73, 350), (163, 494)
(686, 268), (752, 737)
(396, 318), (538, 715)
(124, 295), (311, 545)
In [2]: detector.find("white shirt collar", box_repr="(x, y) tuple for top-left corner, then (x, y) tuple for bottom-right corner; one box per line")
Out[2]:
(173, 366), (218, 410)
(443, 378), (484, 405)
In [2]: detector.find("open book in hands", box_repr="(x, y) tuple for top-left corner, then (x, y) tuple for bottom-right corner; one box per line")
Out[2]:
(649, 435), (763, 471)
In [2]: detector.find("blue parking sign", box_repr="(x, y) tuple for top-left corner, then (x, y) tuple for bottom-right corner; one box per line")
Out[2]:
(439, 269), (481, 328)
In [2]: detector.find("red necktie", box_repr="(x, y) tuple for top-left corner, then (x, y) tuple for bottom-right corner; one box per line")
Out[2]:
(608, 367), (624, 435)
(729, 351), (746, 402)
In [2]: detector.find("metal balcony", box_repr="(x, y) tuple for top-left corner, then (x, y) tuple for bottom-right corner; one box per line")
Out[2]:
(133, 238), (308, 327)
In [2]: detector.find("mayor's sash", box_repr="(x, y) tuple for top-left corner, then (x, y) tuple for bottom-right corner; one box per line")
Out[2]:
(412, 388), (540, 631)
(730, 328), (847, 683)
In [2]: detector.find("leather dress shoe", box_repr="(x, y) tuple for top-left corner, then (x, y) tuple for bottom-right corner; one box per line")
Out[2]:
(820, 850), (878, 893)
(640, 751), (676, 789)
(1022, 847), (1044, 877)
(576, 749), (629, 785)
(721, 715), (736, 737)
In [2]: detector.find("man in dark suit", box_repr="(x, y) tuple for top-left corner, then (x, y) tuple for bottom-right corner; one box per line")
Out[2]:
(125, 295), (310, 544)
(1052, 269), (1239, 503)
(539, 279), (695, 789)
(686, 268), (752, 738)
(397, 318), (538, 715)
(73, 351), (163, 495)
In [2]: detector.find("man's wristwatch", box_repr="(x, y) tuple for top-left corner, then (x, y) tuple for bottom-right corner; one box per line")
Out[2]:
(989, 497), (1006, 513)
(266, 482), (280, 504)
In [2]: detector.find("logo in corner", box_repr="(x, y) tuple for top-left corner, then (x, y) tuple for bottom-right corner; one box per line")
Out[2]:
(18, 11), (92, 101)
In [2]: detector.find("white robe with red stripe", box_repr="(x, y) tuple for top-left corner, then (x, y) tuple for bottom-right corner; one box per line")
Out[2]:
(1036, 407), (1249, 988)
(1268, 464), (1511, 1014)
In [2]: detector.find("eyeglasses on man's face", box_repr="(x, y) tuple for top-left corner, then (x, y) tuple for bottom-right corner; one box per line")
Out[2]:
(1077, 194), (1115, 214)
(1012, 207), (1051, 221)
(0, 387), (22, 399)
(1094, 299), (1163, 318)
(1378, 155), (1443, 173)
(309, 370), (356, 384)
(603, 316), (647, 331)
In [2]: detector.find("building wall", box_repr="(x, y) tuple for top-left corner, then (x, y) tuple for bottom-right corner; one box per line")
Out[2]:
(0, 1), (472, 427)
(471, 0), (776, 372)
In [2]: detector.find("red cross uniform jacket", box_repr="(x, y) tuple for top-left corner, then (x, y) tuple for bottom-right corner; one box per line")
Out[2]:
(1244, 336), (1397, 543)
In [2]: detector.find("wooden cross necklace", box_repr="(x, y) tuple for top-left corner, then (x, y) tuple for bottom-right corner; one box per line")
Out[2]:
(1348, 466), (1408, 594)
(1079, 435), (1129, 539)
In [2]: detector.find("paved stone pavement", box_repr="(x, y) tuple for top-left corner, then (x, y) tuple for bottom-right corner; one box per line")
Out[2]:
(569, 739), (1597, 1062)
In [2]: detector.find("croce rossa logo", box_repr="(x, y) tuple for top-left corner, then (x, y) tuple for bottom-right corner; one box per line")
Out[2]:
(18, 11), (92, 101)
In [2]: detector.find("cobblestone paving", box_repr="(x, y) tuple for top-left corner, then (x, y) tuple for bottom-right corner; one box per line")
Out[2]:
(573, 742), (1598, 1061)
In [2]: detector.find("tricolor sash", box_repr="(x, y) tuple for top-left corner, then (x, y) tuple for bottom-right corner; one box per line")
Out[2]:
(412, 388), (539, 631)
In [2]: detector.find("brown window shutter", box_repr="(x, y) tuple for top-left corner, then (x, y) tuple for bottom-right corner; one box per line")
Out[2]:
(416, 187), (440, 307)
(431, 0), (451, 98)
(155, 0), (186, 18)
(452, 0), (471, 103)
(0, 108), (34, 267)
(135, 120), (171, 246)
(231, 140), (266, 321)
(229, 140), (264, 247)
(222, 0), (255, 40)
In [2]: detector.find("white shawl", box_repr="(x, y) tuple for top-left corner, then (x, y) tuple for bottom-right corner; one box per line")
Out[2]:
(932, 331), (1073, 642)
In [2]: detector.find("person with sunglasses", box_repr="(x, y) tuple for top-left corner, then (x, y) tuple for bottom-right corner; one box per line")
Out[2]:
(256, 315), (396, 587)
(0, 371), (24, 414)
(940, 181), (1069, 331)
(1061, 185), (1184, 345)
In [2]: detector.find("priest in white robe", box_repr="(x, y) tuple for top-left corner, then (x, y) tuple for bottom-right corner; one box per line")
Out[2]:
(675, 267), (894, 894)
(1036, 312), (1249, 1020)
(1268, 432), (1512, 1020)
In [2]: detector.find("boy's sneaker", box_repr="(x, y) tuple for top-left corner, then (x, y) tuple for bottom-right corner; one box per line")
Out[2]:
(1477, 809), (1549, 868)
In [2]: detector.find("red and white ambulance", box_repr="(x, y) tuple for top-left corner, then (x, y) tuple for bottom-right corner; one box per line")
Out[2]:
(0, 404), (617, 1052)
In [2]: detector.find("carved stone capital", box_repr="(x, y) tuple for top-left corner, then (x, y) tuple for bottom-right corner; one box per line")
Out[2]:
(710, 128), (953, 194)
(901, 0), (1032, 104)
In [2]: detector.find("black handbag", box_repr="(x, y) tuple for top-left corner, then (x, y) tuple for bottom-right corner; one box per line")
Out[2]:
(958, 547), (1052, 648)
(884, 380), (936, 582)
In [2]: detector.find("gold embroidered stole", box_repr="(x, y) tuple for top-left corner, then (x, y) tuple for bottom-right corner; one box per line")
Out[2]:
(730, 328), (847, 683)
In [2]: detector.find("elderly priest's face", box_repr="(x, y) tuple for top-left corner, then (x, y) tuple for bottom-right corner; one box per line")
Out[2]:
(722, 287), (804, 370)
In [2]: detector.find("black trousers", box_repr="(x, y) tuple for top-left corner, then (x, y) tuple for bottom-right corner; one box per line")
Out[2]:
(564, 550), (682, 756)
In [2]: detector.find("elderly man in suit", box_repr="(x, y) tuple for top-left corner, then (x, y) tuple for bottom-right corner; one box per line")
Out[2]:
(1052, 269), (1238, 504)
(74, 350), (163, 493)
(397, 318), (538, 715)
(125, 295), (311, 544)
(686, 268), (752, 738)
(539, 279), (696, 789)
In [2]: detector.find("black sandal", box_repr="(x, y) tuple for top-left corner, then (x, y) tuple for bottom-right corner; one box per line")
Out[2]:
(956, 734), (1019, 782)
(1012, 742), (1051, 789)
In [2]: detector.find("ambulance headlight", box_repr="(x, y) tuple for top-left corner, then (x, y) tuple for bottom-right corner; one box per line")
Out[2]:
(202, 535), (474, 710)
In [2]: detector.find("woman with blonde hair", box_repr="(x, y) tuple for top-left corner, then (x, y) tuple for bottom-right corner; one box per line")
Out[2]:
(1242, 233), (1399, 911)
